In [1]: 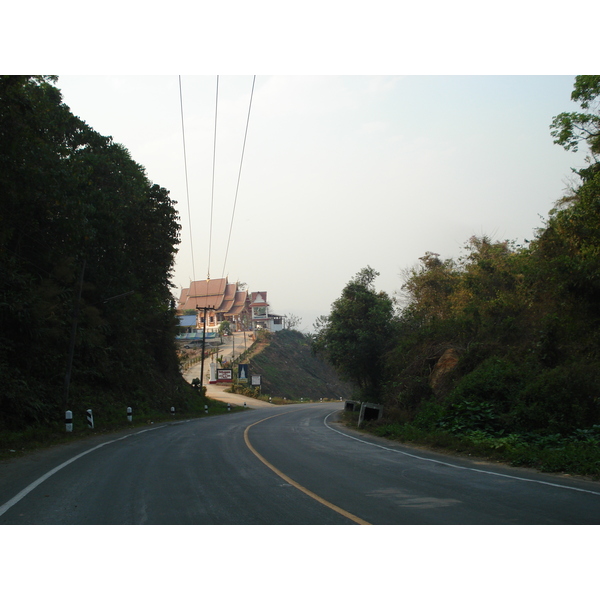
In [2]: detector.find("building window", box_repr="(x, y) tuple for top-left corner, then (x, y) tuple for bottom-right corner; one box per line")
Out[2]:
(253, 306), (267, 318)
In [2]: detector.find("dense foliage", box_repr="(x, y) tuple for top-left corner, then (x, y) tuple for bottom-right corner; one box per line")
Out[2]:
(317, 77), (600, 455)
(312, 266), (396, 403)
(0, 76), (192, 431)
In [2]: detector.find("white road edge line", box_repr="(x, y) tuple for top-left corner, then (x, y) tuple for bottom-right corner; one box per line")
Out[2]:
(0, 425), (168, 517)
(323, 411), (600, 497)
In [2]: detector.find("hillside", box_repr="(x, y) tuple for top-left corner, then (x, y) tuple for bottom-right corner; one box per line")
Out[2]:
(247, 330), (354, 400)
(0, 76), (196, 434)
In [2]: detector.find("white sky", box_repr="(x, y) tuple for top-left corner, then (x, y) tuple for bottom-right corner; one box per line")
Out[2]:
(53, 74), (586, 331)
(5, 3), (595, 334)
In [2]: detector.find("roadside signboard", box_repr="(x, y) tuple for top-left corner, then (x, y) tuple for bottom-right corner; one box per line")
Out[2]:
(238, 364), (249, 383)
(251, 374), (261, 386)
(217, 369), (233, 383)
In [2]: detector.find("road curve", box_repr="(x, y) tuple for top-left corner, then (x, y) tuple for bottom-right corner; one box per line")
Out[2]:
(250, 406), (600, 524)
(1, 403), (599, 524)
(204, 383), (273, 408)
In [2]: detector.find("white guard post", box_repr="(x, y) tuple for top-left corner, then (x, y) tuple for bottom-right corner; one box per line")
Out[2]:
(65, 410), (73, 433)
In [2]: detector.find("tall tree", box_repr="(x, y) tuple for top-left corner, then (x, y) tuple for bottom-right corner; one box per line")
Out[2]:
(312, 267), (395, 402)
(0, 76), (182, 429)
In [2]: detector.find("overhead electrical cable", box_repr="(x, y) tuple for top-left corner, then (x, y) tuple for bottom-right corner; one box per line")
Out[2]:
(178, 75), (197, 285)
(207, 75), (219, 281)
(221, 75), (256, 280)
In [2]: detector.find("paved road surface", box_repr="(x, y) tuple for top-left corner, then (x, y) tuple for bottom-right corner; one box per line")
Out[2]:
(1, 403), (599, 524)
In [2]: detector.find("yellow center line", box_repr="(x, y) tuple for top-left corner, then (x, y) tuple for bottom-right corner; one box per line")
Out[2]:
(244, 412), (371, 525)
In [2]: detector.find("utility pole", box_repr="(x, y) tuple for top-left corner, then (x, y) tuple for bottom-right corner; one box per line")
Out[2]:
(64, 259), (86, 411)
(196, 305), (215, 390)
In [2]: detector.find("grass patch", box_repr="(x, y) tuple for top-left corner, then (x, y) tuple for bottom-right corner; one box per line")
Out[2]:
(344, 413), (600, 480)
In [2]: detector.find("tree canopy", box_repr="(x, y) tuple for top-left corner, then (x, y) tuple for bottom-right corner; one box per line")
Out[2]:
(550, 75), (600, 157)
(0, 76), (185, 429)
(312, 266), (396, 402)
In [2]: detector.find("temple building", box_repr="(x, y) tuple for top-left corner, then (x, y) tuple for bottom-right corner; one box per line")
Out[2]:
(177, 278), (250, 332)
(177, 279), (285, 333)
(249, 291), (285, 331)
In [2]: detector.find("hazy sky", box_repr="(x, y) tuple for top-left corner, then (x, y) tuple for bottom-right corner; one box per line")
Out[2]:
(54, 75), (586, 331)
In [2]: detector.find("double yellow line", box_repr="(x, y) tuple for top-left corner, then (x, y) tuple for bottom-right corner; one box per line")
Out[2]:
(244, 412), (371, 525)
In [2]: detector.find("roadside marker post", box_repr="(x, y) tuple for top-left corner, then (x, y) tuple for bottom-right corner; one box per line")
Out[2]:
(127, 407), (132, 423)
(86, 409), (94, 429)
(65, 410), (73, 433)
(171, 406), (175, 417)
(204, 404), (208, 414)
(227, 403), (231, 412)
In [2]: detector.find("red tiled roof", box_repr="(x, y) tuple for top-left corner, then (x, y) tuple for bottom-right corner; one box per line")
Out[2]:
(219, 283), (238, 313)
(178, 279), (250, 315)
(250, 291), (268, 305)
(189, 278), (227, 298)
(226, 290), (248, 316)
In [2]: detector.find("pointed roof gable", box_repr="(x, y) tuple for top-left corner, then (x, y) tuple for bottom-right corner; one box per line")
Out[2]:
(250, 291), (267, 305)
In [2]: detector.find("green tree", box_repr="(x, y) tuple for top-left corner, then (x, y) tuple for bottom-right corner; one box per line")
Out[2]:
(399, 252), (458, 325)
(219, 320), (232, 336)
(0, 76), (182, 429)
(550, 75), (600, 156)
(312, 267), (396, 402)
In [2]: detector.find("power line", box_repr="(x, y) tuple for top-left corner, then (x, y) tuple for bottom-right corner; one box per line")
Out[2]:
(178, 75), (196, 285)
(221, 75), (256, 279)
(207, 76), (219, 281)
(179, 76), (255, 287)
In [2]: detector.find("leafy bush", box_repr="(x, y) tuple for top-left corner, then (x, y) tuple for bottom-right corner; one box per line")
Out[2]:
(513, 363), (600, 434)
(394, 376), (435, 413)
(439, 357), (529, 434)
(438, 399), (500, 435)
(411, 400), (446, 431)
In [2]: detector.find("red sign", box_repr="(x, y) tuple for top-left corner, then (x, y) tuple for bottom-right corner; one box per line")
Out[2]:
(217, 369), (233, 382)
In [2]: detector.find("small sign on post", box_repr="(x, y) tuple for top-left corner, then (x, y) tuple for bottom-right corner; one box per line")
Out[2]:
(238, 364), (249, 383)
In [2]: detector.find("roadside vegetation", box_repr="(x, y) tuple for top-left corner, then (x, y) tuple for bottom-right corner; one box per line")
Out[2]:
(0, 76), (211, 450)
(0, 392), (244, 460)
(314, 76), (600, 479)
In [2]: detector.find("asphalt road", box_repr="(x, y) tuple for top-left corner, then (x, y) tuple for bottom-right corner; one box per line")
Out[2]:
(1, 402), (599, 524)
